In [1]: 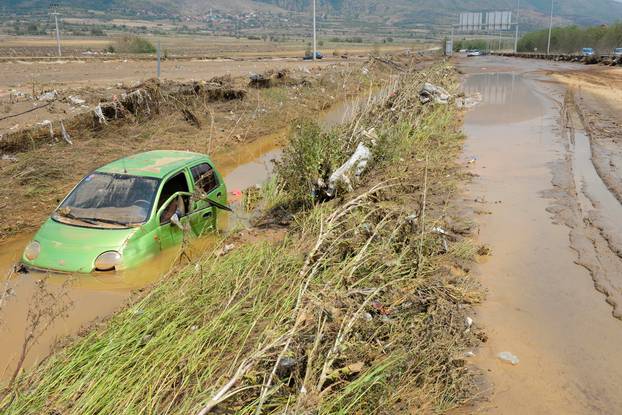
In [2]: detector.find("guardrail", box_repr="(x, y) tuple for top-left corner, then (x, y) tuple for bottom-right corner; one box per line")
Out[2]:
(491, 52), (622, 66)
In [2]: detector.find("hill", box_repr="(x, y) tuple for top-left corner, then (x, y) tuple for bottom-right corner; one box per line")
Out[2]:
(4, 0), (622, 30)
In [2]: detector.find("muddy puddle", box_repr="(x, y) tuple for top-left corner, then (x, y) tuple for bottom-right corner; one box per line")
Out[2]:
(0, 95), (362, 383)
(462, 59), (622, 414)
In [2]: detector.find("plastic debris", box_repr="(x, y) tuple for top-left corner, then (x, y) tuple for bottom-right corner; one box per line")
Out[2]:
(94, 104), (107, 124)
(497, 351), (520, 365)
(40, 120), (56, 141)
(60, 121), (73, 145)
(327, 142), (371, 197)
(38, 90), (57, 101)
(465, 316), (474, 333)
(464, 351), (476, 358)
(217, 243), (235, 257)
(68, 95), (86, 105)
(419, 82), (451, 105)
(1, 154), (18, 162)
(456, 92), (482, 109)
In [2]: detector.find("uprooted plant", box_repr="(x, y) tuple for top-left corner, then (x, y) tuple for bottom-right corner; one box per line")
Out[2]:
(0, 61), (483, 414)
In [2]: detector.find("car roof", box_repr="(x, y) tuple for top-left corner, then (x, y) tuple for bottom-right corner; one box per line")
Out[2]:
(96, 150), (209, 179)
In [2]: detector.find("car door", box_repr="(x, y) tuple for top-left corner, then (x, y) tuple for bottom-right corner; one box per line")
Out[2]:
(188, 162), (222, 236)
(154, 171), (192, 251)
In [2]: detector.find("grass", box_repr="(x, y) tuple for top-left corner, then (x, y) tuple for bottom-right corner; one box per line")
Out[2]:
(1, 59), (482, 414)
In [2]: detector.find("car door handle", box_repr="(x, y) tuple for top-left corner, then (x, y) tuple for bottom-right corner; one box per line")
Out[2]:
(203, 211), (212, 218)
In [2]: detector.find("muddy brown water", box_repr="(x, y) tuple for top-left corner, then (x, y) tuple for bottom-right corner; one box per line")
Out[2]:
(0, 96), (364, 383)
(461, 57), (622, 413)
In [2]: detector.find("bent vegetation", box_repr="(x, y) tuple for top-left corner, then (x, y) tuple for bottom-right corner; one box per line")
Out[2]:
(0, 59), (486, 414)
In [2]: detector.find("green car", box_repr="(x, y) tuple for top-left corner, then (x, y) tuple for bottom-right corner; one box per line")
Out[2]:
(21, 150), (228, 273)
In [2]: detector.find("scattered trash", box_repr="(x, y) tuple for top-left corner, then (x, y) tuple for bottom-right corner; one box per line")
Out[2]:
(326, 361), (364, 382)
(456, 93), (482, 109)
(371, 300), (390, 315)
(94, 104), (107, 124)
(60, 121), (72, 145)
(249, 73), (271, 88)
(464, 351), (476, 358)
(68, 95), (86, 106)
(217, 244), (235, 257)
(276, 356), (298, 378)
(40, 120), (56, 141)
(38, 90), (58, 102)
(406, 212), (418, 223)
(467, 156), (478, 164)
(327, 142), (371, 197)
(465, 316), (474, 333)
(1, 154), (18, 162)
(497, 351), (520, 365)
(419, 83), (451, 105)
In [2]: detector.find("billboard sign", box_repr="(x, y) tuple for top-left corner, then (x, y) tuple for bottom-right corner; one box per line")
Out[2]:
(458, 11), (512, 32)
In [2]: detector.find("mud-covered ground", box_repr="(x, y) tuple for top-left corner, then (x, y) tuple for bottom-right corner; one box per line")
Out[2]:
(550, 67), (622, 205)
(459, 56), (622, 414)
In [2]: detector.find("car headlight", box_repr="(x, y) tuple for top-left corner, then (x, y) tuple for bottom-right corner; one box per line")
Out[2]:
(24, 241), (41, 261)
(94, 251), (122, 271)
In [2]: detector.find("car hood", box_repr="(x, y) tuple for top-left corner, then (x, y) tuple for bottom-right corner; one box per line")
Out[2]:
(24, 219), (139, 273)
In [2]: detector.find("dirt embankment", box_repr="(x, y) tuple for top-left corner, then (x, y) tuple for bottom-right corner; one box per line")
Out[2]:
(0, 59), (397, 242)
(551, 68), (622, 205)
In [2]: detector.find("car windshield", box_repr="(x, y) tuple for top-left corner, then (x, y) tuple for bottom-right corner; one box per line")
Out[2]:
(54, 172), (160, 227)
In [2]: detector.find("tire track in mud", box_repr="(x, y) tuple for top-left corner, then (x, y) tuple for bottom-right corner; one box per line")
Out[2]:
(545, 90), (622, 320)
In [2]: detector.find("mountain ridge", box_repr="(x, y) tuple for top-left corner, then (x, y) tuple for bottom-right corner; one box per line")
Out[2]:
(4, 0), (622, 28)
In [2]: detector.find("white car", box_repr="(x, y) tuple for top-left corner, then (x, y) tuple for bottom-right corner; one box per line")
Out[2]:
(466, 49), (482, 57)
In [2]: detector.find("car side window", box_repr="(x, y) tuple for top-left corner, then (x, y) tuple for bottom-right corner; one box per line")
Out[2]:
(159, 194), (189, 224)
(157, 172), (190, 210)
(190, 163), (218, 194)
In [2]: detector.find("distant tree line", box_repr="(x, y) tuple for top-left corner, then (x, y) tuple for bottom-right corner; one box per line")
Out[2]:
(518, 23), (622, 54)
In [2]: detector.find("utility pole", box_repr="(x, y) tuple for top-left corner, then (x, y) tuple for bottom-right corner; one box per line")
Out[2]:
(514, 0), (520, 52)
(312, 0), (317, 61)
(51, 11), (62, 57)
(547, 0), (554, 55)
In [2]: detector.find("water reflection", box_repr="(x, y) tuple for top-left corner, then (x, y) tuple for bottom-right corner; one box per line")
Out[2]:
(464, 73), (544, 124)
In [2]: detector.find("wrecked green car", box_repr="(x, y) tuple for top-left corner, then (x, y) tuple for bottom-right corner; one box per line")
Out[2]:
(21, 150), (228, 273)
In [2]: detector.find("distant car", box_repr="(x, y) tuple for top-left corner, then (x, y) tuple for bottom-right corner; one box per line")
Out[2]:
(581, 48), (595, 57)
(614, 48), (622, 57)
(303, 51), (323, 60)
(466, 49), (482, 57)
(21, 150), (229, 273)
(459, 49), (467, 53)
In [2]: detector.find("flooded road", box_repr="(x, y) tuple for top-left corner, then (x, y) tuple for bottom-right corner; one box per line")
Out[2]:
(0, 95), (362, 383)
(462, 57), (622, 413)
